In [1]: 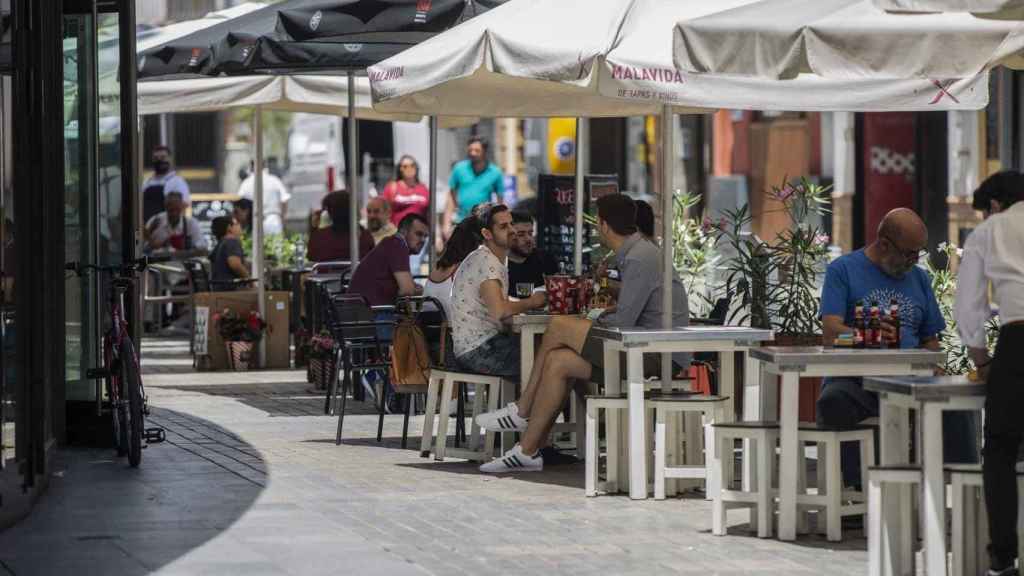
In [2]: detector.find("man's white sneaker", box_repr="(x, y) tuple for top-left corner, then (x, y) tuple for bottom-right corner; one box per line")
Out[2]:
(474, 402), (528, 432)
(479, 444), (543, 473)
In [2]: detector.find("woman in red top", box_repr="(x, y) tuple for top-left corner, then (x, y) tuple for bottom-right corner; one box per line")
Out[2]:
(307, 190), (374, 263)
(381, 155), (430, 226)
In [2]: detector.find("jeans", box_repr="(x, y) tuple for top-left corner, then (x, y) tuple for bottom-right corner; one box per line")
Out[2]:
(456, 332), (521, 380)
(817, 377), (980, 487)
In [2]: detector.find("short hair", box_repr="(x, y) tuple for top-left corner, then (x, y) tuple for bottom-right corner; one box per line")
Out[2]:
(438, 217), (483, 269)
(211, 216), (232, 241)
(234, 197), (253, 213)
(164, 191), (183, 203)
(596, 194), (638, 236)
(973, 170), (1024, 211)
(635, 200), (655, 239)
(511, 211), (534, 225)
(398, 212), (428, 232)
(467, 136), (489, 153)
(368, 196), (391, 212)
(152, 144), (171, 155)
(481, 204), (510, 233)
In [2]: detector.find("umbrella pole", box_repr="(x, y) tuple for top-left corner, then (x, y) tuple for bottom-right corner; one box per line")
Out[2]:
(573, 118), (587, 275)
(428, 115), (438, 272)
(660, 105), (675, 383)
(348, 71), (359, 269)
(248, 105), (264, 364)
(253, 105), (267, 367)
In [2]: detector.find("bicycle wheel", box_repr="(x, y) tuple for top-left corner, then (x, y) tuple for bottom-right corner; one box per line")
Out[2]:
(106, 339), (128, 457)
(120, 337), (144, 467)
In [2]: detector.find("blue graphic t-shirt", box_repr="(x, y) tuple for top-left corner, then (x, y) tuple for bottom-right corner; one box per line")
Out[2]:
(448, 160), (505, 222)
(820, 250), (945, 348)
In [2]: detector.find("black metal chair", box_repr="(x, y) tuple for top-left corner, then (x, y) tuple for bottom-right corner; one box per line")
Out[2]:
(326, 293), (395, 444)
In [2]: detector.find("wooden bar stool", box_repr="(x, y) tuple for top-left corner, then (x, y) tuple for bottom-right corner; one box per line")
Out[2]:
(651, 395), (730, 500)
(420, 368), (504, 462)
(711, 421), (779, 538)
(867, 466), (920, 576)
(796, 423), (875, 542)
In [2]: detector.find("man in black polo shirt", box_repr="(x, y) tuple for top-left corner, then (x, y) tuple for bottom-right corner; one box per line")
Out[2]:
(507, 211), (558, 297)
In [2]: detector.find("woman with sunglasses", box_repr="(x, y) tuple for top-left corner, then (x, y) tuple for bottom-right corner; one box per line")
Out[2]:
(382, 155), (430, 227)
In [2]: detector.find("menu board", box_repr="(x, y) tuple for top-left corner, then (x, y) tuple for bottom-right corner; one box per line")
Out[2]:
(190, 197), (237, 248)
(536, 174), (618, 275)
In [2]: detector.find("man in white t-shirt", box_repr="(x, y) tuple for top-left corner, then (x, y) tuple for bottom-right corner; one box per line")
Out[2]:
(237, 162), (292, 235)
(450, 205), (546, 381)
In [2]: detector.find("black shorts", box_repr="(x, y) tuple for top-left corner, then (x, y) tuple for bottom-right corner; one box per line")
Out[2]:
(580, 328), (681, 386)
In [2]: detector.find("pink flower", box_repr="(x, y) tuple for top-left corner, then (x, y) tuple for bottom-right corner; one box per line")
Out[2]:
(771, 184), (796, 202)
(701, 217), (714, 233)
(814, 233), (830, 246)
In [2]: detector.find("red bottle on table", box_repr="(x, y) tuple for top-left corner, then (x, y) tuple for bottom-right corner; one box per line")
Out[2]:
(867, 301), (882, 349)
(853, 300), (866, 349)
(888, 298), (902, 348)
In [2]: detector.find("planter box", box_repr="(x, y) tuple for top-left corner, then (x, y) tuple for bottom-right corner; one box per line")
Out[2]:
(193, 290), (291, 371)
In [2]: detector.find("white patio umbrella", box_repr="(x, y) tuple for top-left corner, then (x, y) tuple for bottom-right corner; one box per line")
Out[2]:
(874, 0), (1024, 14)
(371, 0), (990, 405)
(672, 0), (1024, 80)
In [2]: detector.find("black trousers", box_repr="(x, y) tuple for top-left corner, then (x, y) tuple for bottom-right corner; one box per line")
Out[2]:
(984, 324), (1024, 569)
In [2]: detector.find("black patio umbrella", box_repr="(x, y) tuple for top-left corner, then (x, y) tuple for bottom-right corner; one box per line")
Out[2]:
(137, 1), (503, 371)
(138, 0), (503, 79)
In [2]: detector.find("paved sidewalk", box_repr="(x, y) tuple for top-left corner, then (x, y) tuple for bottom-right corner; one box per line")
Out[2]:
(0, 338), (868, 575)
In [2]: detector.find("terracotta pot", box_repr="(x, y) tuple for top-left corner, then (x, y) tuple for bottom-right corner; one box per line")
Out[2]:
(225, 341), (254, 371)
(309, 357), (337, 391)
(770, 333), (823, 347)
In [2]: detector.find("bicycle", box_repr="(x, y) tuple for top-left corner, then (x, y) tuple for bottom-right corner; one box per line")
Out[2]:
(66, 257), (164, 467)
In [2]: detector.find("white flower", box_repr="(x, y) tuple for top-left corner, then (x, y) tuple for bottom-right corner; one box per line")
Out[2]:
(937, 241), (949, 252)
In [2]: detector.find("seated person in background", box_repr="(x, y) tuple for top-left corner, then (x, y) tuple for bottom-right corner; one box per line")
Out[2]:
(507, 211), (558, 297)
(423, 216), (483, 318)
(366, 197), (398, 246)
(347, 213), (429, 307)
(209, 216), (250, 290)
(232, 197), (253, 235)
(144, 191), (207, 253)
(635, 199), (657, 244)
(450, 205), (546, 380)
(307, 190), (375, 263)
(474, 194), (690, 473)
(819, 207), (977, 488)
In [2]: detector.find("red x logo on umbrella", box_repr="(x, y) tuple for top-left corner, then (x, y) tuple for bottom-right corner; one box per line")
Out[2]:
(930, 79), (960, 105)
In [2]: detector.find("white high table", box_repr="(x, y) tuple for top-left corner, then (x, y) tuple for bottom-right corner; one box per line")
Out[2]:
(863, 375), (985, 576)
(508, 312), (557, 383)
(589, 326), (774, 500)
(748, 347), (945, 542)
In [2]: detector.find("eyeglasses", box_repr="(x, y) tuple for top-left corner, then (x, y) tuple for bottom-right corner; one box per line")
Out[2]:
(881, 233), (926, 262)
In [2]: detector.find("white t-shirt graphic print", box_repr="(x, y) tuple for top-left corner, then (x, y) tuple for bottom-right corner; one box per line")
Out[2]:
(450, 246), (507, 357)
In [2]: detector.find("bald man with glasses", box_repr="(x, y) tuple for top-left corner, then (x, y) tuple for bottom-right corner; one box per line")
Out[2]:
(818, 208), (978, 492)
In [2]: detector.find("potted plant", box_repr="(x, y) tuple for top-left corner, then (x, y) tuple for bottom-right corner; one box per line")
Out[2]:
(305, 330), (337, 391)
(711, 177), (832, 343)
(923, 241), (1000, 375)
(215, 308), (267, 371)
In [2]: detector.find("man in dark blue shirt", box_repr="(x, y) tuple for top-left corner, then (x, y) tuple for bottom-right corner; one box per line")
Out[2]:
(819, 208), (977, 487)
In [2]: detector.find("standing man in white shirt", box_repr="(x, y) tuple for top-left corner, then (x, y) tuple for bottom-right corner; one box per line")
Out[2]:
(141, 145), (191, 224)
(954, 170), (1024, 576)
(237, 160), (292, 235)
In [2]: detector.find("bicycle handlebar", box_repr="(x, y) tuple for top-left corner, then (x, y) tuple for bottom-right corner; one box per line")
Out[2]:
(65, 257), (149, 277)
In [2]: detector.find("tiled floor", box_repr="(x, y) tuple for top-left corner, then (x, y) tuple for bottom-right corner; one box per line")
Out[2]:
(0, 338), (868, 575)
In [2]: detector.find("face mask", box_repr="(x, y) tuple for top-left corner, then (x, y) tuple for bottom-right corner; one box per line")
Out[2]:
(153, 160), (170, 175)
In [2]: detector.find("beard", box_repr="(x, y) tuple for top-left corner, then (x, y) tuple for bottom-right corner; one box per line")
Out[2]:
(367, 219), (384, 232)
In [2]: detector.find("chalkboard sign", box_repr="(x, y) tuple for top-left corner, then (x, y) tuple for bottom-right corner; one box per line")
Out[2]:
(536, 174), (618, 275)
(190, 197), (237, 248)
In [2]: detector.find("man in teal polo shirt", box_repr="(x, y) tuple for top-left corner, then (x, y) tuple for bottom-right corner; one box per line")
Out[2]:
(444, 136), (505, 237)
